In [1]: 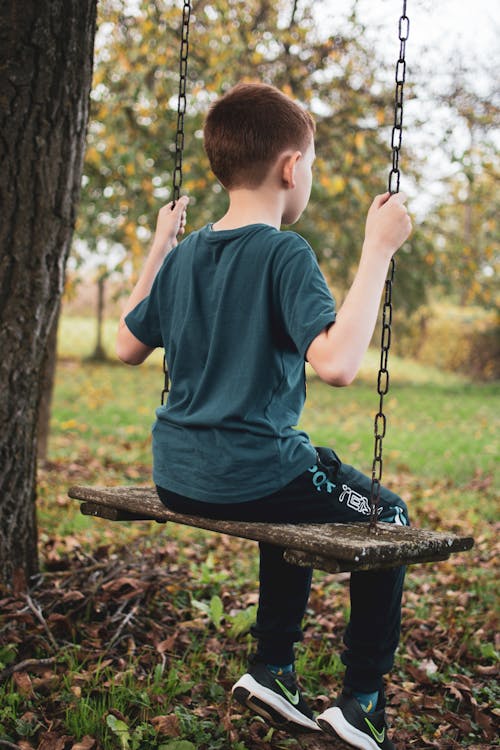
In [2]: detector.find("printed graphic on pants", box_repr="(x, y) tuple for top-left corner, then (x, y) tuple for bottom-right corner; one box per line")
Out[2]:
(307, 452), (409, 524)
(307, 464), (336, 494)
(338, 483), (372, 516)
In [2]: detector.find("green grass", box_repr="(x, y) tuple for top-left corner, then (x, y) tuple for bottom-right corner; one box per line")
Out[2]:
(303, 376), (498, 484)
(58, 315), (164, 367)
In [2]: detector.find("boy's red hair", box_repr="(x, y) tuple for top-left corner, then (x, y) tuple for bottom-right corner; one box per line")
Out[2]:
(203, 82), (315, 190)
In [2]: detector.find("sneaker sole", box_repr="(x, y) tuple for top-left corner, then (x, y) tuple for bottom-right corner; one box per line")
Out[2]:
(317, 706), (382, 750)
(232, 674), (320, 732)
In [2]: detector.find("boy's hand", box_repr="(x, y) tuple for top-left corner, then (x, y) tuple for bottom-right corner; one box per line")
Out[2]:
(151, 196), (189, 255)
(364, 192), (412, 259)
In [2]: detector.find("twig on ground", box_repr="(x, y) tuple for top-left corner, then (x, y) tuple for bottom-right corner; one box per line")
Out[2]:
(0, 738), (23, 748)
(0, 656), (57, 683)
(105, 600), (140, 653)
(31, 560), (111, 579)
(23, 593), (59, 651)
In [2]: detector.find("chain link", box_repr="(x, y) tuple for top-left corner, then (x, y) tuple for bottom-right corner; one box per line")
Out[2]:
(162, 0), (192, 406)
(369, 1), (409, 528)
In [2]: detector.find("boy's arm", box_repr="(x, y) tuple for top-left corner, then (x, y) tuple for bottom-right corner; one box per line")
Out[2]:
(307, 192), (411, 386)
(116, 197), (189, 365)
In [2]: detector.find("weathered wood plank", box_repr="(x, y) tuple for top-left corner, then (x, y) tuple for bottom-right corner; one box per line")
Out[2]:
(68, 485), (474, 573)
(283, 548), (452, 573)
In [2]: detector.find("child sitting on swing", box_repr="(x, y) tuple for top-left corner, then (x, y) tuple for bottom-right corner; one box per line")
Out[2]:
(117, 82), (412, 750)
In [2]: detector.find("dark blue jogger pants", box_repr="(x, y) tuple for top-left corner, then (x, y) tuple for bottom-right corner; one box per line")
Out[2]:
(157, 447), (409, 693)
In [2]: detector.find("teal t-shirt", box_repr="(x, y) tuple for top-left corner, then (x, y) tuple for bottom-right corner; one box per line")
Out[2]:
(125, 223), (336, 502)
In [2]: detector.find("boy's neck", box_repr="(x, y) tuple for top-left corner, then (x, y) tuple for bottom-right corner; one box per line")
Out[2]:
(212, 187), (284, 231)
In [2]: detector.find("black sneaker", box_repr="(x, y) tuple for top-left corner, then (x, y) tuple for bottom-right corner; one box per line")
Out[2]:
(232, 661), (320, 732)
(317, 689), (395, 749)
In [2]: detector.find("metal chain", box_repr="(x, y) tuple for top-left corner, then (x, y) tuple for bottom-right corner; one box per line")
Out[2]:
(369, 1), (409, 528)
(161, 0), (192, 406)
(388, 2), (409, 196)
(172, 0), (191, 206)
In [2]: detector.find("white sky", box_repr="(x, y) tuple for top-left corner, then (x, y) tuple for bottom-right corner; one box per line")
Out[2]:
(319, 0), (499, 65)
(315, 0), (499, 215)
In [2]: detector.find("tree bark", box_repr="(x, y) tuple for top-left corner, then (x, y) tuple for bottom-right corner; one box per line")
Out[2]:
(37, 301), (60, 464)
(0, 1), (97, 589)
(90, 275), (108, 361)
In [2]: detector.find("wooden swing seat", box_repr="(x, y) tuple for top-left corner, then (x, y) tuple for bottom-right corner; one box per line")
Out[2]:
(68, 485), (474, 573)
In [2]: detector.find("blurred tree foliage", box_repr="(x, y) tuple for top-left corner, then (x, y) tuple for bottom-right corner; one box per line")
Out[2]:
(421, 65), (499, 312)
(75, 0), (432, 312)
(430, 161), (499, 312)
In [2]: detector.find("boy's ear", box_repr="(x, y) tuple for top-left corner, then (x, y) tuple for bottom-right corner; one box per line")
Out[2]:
(281, 151), (302, 189)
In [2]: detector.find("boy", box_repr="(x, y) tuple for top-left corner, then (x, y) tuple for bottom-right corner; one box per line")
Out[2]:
(117, 82), (412, 750)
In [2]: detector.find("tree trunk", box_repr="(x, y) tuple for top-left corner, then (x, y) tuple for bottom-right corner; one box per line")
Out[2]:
(37, 302), (61, 464)
(90, 275), (108, 361)
(0, 1), (97, 590)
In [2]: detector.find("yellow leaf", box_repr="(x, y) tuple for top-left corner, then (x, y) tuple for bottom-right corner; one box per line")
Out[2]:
(331, 175), (346, 194)
(118, 51), (131, 72)
(354, 132), (365, 150)
(85, 146), (99, 164)
(60, 419), (78, 430)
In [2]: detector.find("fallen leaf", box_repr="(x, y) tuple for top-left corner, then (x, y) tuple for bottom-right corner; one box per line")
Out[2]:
(419, 657), (438, 675)
(71, 737), (97, 750)
(156, 635), (176, 653)
(474, 663), (498, 675)
(62, 590), (86, 602)
(151, 714), (180, 736)
(13, 671), (33, 697)
(37, 733), (72, 750)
